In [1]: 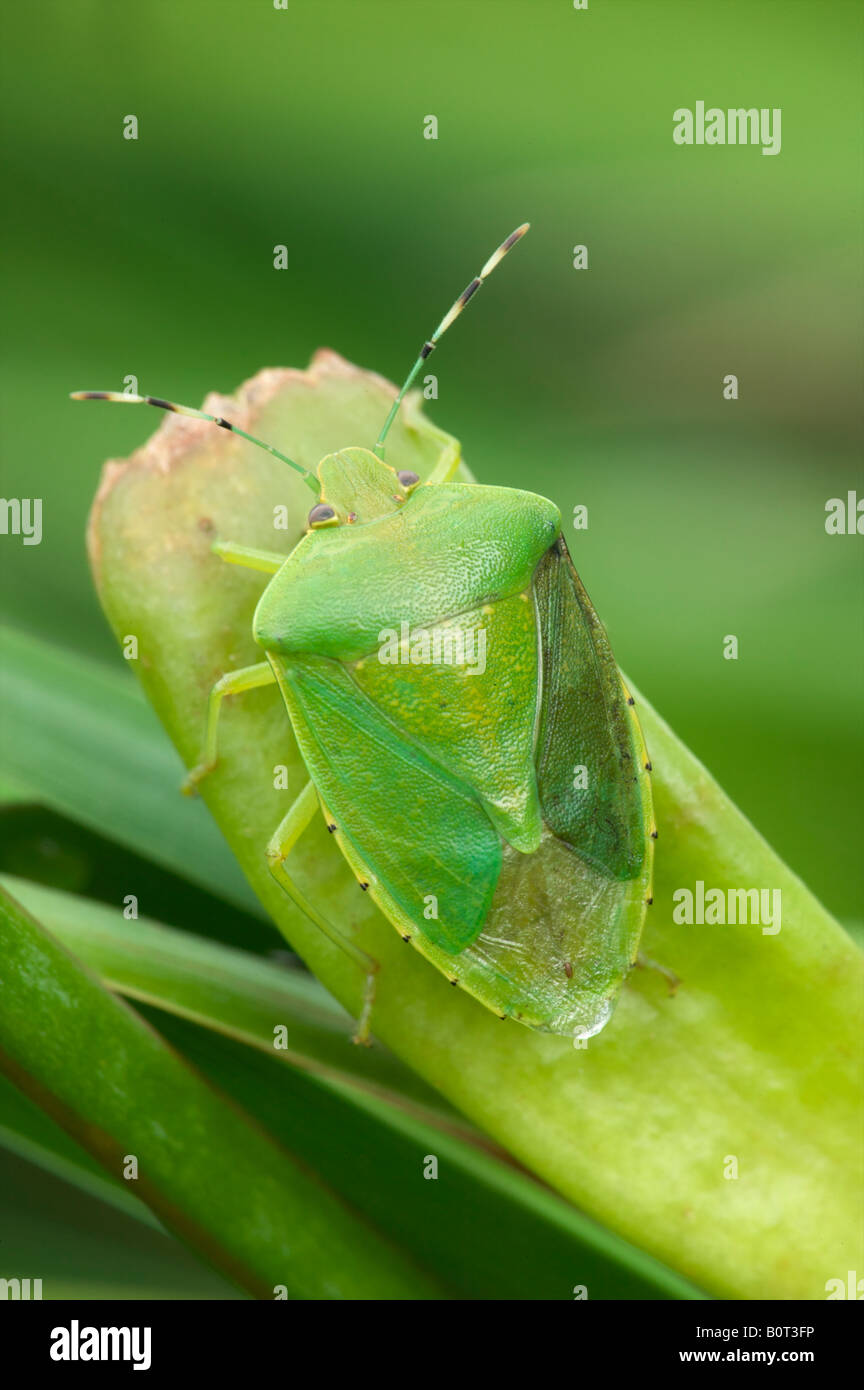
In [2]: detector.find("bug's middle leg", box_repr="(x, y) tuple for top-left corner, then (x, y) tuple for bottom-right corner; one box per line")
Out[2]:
(182, 661), (276, 793)
(266, 779), (379, 1045)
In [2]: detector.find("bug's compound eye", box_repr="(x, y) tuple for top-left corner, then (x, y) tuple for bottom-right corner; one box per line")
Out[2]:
(396, 470), (420, 489)
(307, 503), (338, 529)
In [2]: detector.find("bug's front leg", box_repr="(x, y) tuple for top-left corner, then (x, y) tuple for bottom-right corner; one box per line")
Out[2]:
(424, 439), (462, 487)
(182, 661), (276, 794)
(211, 540), (286, 574)
(266, 780), (379, 1045)
(182, 540), (287, 788)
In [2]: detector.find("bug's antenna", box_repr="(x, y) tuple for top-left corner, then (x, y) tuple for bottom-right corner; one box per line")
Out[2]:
(373, 223), (530, 460)
(69, 391), (321, 496)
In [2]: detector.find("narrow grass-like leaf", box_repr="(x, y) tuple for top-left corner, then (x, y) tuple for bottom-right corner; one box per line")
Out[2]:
(0, 1146), (244, 1300)
(0, 1071), (164, 1231)
(2, 873), (458, 1123)
(2, 875), (702, 1298)
(155, 1008), (703, 1301)
(0, 881), (441, 1299)
(0, 624), (260, 916)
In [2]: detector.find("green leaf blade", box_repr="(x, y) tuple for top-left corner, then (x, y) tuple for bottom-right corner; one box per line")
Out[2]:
(0, 881), (442, 1300)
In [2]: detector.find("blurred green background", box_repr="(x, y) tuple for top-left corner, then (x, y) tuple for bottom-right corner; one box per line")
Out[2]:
(3, 0), (861, 917)
(0, 1), (861, 1293)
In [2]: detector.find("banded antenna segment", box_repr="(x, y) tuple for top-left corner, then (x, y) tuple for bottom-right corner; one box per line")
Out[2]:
(69, 391), (320, 495)
(374, 223), (530, 461)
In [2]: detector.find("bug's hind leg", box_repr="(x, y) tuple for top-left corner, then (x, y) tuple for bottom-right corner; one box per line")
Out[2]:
(633, 952), (680, 996)
(182, 661), (276, 794)
(267, 780), (379, 1046)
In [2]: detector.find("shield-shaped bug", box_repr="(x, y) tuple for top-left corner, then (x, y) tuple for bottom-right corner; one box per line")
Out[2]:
(73, 225), (655, 1044)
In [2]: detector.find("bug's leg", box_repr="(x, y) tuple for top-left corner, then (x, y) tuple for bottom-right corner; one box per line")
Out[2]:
(424, 440), (463, 487)
(267, 780), (379, 1046)
(633, 952), (680, 996)
(211, 541), (286, 574)
(182, 662), (276, 794)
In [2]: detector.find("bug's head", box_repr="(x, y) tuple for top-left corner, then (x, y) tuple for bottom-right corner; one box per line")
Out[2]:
(306, 447), (420, 530)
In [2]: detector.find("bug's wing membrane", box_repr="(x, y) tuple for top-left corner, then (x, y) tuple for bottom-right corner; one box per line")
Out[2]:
(270, 652), (502, 956)
(460, 536), (653, 1037)
(534, 538), (650, 879)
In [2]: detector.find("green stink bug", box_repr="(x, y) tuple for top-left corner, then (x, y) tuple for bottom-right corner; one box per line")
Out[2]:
(72, 225), (655, 1044)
